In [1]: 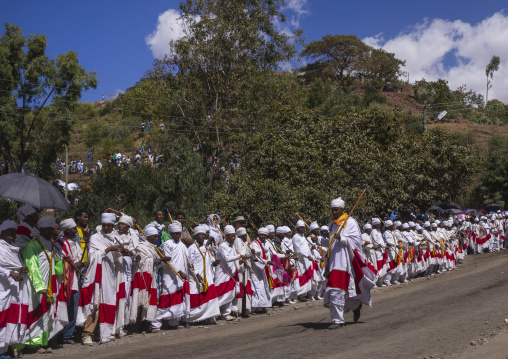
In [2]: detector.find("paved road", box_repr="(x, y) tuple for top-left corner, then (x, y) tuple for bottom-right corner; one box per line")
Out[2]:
(51, 250), (508, 359)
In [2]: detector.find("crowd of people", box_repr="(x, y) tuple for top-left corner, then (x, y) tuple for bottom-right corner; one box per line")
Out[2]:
(0, 198), (506, 358)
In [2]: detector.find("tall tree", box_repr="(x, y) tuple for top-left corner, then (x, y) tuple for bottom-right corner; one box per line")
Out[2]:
(0, 24), (97, 177)
(485, 55), (500, 103)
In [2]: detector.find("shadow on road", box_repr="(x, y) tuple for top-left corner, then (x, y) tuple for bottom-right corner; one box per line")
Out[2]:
(288, 321), (365, 330)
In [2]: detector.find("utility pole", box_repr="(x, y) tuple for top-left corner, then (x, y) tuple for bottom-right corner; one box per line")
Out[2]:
(65, 145), (68, 201)
(422, 102), (427, 133)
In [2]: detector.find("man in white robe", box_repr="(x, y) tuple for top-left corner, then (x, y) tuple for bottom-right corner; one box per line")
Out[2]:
(77, 213), (128, 345)
(292, 221), (314, 301)
(324, 197), (374, 329)
(232, 228), (253, 317)
(278, 227), (297, 304)
(382, 220), (400, 286)
(14, 205), (39, 254)
(215, 225), (243, 320)
(370, 219), (387, 287)
(186, 225), (220, 324)
(151, 222), (190, 331)
(249, 228), (273, 312)
(0, 220), (29, 359)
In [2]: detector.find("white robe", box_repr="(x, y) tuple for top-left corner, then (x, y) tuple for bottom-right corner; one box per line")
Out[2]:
(249, 239), (272, 308)
(292, 233), (314, 295)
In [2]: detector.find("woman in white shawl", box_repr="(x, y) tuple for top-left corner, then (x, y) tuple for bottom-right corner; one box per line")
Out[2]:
(206, 214), (224, 246)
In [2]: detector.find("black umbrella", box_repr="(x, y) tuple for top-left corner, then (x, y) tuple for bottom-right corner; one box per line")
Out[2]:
(484, 203), (501, 212)
(439, 202), (462, 210)
(445, 208), (462, 215)
(429, 206), (443, 213)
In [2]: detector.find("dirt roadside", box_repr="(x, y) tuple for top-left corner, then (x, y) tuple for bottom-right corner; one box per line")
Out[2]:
(42, 250), (508, 359)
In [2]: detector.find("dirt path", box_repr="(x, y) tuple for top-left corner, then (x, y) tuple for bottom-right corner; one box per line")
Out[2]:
(45, 250), (508, 359)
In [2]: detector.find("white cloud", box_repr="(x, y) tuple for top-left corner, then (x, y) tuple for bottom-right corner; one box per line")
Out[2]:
(364, 12), (508, 103)
(145, 9), (191, 59)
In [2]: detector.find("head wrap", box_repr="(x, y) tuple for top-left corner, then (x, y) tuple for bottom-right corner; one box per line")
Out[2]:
(283, 226), (291, 233)
(60, 218), (77, 232)
(423, 221), (430, 228)
(236, 227), (247, 236)
(296, 220), (305, 228)
(101, 213), (116, 224)
(118, 215), (134, 228)
(258, 227), (269, 236)
(408, 221), (415, 227)
(385, 220), (393, 227)
(330, 197), (345, 209)
(402, 223), (409, 229)
(416, 224), (423, 231)
(0, 220), (17, 234)
(309, 221), (319, 231)
(224, 225), (235, 235)
(363, 223), (372, 231)
(275, 226), (283, 235)
(38, 216), (56, 228)
(394, 220), (402, 228)
(266, 224), (275, 233)
(372, 218), (381, 225)
(17, 204), (36, 220)
(194, 225), (207, 235)
(144, 225), (159, 237)
(435, 220), (441, 225)
(320, 225), (329, 232)
(168, 222), (182, 233)
(431, 223), (437, 228)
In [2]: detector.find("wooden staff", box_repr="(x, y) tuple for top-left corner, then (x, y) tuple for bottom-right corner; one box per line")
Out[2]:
(155, 247), (184, 281)
(284, 216), (296, 229)
(234, 247), (258, 279)
(51, 240), (88, 278)
(166, 209), (174, 224)
(246, 213), (259, 231)
(257, 213), (268, 226)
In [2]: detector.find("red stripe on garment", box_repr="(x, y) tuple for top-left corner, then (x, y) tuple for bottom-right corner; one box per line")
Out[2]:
(131, 272), (153, 293)
(298, 265), (313, 286)
(352, 249), (367, 294)
(189, 284), (218, 308)
(325, 269), (350, 291)
(158, 281), (189, 309)
(0, 303), (29, 328)
(376, 259), (385, 270)
(99, 303), (116, 325)
(245, 280), (253, 296)
(16, 226), (32, 237)
(387, 259), (398, 271)
(215, 274), (238, 297)
(79, 263), (102, 307)
(28, 295), (51, 327)
(116, 282), (126, 304)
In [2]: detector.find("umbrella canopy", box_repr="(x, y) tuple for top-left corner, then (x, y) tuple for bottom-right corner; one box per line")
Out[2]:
(429, 206), (443, 213)
(484, 203), (501, 212)
(0, 173), (69, 212)
(438, 202), (462, 210)
(445, 208), (462, 215)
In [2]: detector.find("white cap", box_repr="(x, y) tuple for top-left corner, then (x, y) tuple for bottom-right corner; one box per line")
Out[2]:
(331, 197), (345, 209)
(372, 218), (381, 225)
(402, 223), (409, 229)
(224, 225), (235, 235)
(168, 222), (183, 233)
(37, 216), (55, 228)
(266, 224), (275, 233)
(0, 220), (17, 233)
(363, 223), (372, 231)
(101, 213), (116, 224)
(236, 227), (247, 236)
(258, 227), (269, 235)
(320, 225), (329, 232)
(60, 218), (77, 232)
(144, 225), (159, 237)
(385, 220), (393, 227)
(394, 220), (402, 228)
(118, 215), (134, 227)
(296, 220), (306, 228)
(309, 221), (319, 231)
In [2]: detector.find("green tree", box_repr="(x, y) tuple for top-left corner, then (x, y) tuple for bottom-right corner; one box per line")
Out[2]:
(0, 24), (97, 177)
(485, 55), (500, 103)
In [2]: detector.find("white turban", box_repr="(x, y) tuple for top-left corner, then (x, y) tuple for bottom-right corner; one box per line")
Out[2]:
(0, 220), (17, 233)
(194, 225), (207, 235)
(258, 227), (269, 236)
(37, 216), (56, 228)
(363, 223), (372, 231)
(118, 215), (134, 228)
(144, 225), (158, 237)
(384, 220), (393, 227)
(320, 225), (329, 232)
(60, 218), (77, 232)
(283, 226), (291, 233)
(296, 220), (306, 228)
(408, 221), (415, 227)
(266, 225), (275, 233)
(416, 224), (422, 231)
(402, 223), (409, 229)
(435, 220), (441, 225)
(431, 223), (437, 228)
(371, 218), (381, 225)
(17, 204), (36, 220)
(331, 197), (345, 209)
(423, 221), (430, 228)
(309, 221), (319, 231)
(236, 227), (247, 236)
(224, 225), (235, 235)
(168, 222), (182, 233)
(394, 220), (402, 228)
(101, 213), (116, 224)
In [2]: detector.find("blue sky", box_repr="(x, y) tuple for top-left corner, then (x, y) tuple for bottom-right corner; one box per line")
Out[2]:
(3, 0), (508, 102)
